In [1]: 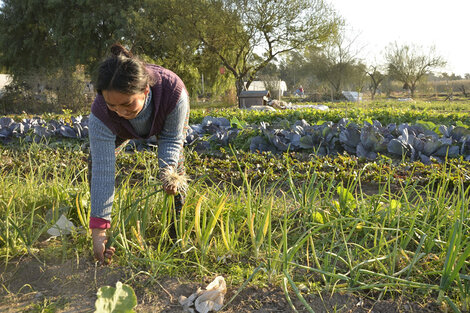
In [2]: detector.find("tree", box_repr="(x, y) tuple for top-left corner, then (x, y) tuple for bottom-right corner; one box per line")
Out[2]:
(183, 0), (340, 106)
(0, 0), (136, 73)
(366, 65), (385, 100)
(0, 0), (141, 111)
(0, 0), (59, 72)
(127, 0), (206, 96)
(279, 51), (311, 92)
(306, 31), (365, 100)
(385, 43), (446, 98)
(0, 0), (236, 100)
(279, 50), (332, 95)
(440, 72), (462, 81)
(0, 0), (341, 107)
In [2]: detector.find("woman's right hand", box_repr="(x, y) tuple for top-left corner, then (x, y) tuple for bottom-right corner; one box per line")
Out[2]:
(91, 228), (115, 264)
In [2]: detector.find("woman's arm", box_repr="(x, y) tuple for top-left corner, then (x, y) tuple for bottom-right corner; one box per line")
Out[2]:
(88, 113), (117, 223)
(88, 113), (118, 263)
(157, 92), (189, 178)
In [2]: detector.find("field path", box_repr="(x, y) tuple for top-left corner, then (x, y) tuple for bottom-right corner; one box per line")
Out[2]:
(0, 255), (443, 312)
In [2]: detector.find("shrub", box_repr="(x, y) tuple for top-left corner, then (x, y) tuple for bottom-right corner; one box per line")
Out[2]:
(0, 66), (93, 114)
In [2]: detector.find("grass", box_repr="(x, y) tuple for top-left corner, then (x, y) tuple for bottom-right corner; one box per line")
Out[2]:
(1, 139), (469, 311)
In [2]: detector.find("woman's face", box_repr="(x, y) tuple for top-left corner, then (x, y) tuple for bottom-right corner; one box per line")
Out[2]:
(102, 86), (149, 120)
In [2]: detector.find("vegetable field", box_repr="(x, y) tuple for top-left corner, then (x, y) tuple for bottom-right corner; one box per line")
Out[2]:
(1, 100), (469, 312)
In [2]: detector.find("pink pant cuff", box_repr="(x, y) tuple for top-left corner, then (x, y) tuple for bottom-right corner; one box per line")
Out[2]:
(89, 217), (111, 229)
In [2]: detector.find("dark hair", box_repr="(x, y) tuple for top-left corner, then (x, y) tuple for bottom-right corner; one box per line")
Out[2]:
(95, 43), (151, 95)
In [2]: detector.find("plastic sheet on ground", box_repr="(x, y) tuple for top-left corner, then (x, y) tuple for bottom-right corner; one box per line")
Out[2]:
(288, 104), (329, 110)
(47, 214), (76, 236)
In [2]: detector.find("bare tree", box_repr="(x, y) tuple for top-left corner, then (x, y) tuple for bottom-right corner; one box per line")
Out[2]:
(308, 31), (365, 100)
(385, 43), (446, 98)
(366, 65), (385, 100)
(458, 85), (468, 98)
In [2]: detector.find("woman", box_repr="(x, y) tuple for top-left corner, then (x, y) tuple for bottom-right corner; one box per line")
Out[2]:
(88, 43), (189, 264)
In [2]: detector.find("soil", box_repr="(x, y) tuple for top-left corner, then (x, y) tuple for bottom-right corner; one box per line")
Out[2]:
(0, 254), (445, 313)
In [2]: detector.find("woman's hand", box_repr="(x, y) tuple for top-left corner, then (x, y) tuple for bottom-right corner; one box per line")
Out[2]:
(163, 183), (178, 195)
(91, 228), (115, 264)
(160, 166), (188, 196)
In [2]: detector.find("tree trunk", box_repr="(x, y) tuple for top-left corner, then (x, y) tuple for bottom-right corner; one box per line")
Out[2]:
(410, 83), (416, 98)
(370, 87), (376, 100)
(236, 79), (245, 108)
(334, 83), (341, 101)
(459, 85), (468, 98)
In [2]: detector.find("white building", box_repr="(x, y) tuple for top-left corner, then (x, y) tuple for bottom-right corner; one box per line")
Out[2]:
(0, 74), (12, 96)
(245, 80), (287, 99)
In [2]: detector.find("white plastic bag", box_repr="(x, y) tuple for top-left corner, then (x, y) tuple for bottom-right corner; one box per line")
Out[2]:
(179, 276), (227, 313)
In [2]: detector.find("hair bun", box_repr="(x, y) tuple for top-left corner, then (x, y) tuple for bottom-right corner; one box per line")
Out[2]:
(110, 43), (133, 58)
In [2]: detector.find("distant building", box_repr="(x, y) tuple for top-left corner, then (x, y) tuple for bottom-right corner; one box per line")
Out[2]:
(0, 74), (12, 96)
(239, 90), (271, 108)
(246, 80), (287, 99)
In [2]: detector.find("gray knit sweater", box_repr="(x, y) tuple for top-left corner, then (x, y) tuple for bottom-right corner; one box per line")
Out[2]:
(88, 89), (189, 221)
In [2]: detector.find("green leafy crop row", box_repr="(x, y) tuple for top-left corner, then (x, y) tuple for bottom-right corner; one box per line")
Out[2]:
(190, 107), (470, 127)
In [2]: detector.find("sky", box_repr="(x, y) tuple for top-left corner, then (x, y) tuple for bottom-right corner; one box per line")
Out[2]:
(327, 0), (470, 76)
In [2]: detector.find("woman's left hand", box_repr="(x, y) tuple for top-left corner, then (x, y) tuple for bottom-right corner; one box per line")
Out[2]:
(164, 184), (178, 195)
(91, 228), (115, 265)
(160, 166), (188, 195)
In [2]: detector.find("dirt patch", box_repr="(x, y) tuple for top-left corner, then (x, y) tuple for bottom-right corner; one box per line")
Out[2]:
(0, 255), (126, 312)
(0, 255), (444, 312)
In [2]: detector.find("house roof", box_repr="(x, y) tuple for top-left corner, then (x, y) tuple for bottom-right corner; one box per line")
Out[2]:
(246, 81), (287, 92)
(239, 90), (270, 98)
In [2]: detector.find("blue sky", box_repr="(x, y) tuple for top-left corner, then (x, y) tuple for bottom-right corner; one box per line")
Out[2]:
(329, 0), (470, 76)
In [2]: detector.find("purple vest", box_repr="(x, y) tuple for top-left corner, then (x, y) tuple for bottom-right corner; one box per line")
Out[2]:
(91, 64), (186, 139)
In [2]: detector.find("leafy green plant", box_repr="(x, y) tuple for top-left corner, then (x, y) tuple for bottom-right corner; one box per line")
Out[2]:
(333, 184), (357, 216)
(95, 281), (137, 313)
(190, 105), (470, 127)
